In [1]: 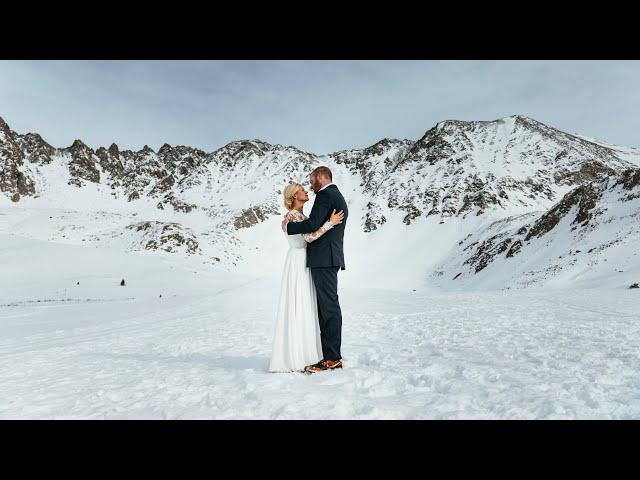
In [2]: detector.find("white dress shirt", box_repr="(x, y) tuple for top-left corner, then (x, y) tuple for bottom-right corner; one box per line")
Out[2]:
(318, 182), (334, 192)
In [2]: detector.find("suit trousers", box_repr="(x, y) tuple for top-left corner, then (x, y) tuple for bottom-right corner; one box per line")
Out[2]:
(310, 266), (342, 361)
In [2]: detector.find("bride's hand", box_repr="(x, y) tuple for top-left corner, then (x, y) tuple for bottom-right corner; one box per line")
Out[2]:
(329, 209), (344, 226)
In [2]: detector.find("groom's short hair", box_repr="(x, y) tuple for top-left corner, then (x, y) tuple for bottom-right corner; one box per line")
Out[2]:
(312, 166), (332, 181)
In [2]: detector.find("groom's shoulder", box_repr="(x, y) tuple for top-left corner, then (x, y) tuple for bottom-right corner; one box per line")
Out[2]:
(317, 184), (336, 196)
(328, 184), (345, 199)
(318, 184), (343, 201)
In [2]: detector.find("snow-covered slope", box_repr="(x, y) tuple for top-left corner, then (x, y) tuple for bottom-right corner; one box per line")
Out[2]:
(434, 168), (640, 290)
(334, 115), (639, 231)
(2, 113), (640, 290)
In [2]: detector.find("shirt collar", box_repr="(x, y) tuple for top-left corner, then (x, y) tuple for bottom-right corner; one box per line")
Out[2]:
(319, 182), (334, 192)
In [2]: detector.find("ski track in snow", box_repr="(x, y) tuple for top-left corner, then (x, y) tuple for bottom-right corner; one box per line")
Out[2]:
(1, 281), (639, 419)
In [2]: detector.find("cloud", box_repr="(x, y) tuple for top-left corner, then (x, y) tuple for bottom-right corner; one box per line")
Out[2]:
(1, 60), (639, 154)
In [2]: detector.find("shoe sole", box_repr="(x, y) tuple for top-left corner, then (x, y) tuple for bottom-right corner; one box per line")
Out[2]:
(303, 364), (342, 374)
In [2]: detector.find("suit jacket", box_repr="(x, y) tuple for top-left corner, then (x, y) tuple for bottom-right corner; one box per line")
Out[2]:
(287, 184), (348, 270)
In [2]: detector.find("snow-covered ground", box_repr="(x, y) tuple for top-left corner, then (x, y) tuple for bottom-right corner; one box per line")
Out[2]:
(2, 228), (639, 419)
(4, 113), (640, 419)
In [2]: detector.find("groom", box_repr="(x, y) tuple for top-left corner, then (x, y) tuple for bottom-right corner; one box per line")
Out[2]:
(282, 166), (348, 373)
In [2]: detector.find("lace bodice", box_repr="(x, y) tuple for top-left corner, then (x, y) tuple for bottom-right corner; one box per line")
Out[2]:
(284, 210), (333, 248)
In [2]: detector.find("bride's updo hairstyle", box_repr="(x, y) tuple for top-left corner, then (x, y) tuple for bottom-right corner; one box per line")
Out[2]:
(283, 182), (302, 210)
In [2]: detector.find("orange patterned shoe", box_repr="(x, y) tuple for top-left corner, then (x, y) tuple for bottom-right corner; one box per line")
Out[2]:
(304, 359), (343, 373)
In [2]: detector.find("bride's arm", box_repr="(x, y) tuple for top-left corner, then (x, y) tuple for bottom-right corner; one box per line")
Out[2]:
(286, 193), (331, 235)
(285, 210), (333, 243)
(301, 220), (334, 243)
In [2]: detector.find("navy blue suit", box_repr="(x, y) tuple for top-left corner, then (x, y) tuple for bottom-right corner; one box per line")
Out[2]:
(286, 184), (348, 361)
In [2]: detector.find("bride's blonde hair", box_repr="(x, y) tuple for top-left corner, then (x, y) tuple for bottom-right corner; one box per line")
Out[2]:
(283, 182), (302, 210)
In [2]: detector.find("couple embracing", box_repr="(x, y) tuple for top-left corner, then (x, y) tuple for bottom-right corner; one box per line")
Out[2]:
(269, 166), (348, 374)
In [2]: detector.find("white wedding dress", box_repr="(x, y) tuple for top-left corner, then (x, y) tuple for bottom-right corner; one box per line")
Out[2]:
(269, 210), (334, 372)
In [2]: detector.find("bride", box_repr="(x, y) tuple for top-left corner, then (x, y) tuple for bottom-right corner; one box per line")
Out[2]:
(269, 182), (344, 372)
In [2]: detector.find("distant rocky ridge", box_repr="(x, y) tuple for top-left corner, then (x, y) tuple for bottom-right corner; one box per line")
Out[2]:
(3, 114), (637, 224)
(2, 113), (640, 286)
(435, 167), (640, 289)
(3, 114), (638, 221)
(330, 116), (636, 231)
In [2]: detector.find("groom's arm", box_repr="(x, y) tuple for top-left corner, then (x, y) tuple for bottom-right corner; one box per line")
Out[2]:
(286, 192), (332, 235)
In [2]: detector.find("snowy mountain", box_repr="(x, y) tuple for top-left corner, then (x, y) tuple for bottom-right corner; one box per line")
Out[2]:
(332, 115), (638, 231)
(2, 113), (639, 290)
(433, 167), (640, 290)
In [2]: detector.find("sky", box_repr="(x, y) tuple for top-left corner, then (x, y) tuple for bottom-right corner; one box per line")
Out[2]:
(1, 60), (639, 154)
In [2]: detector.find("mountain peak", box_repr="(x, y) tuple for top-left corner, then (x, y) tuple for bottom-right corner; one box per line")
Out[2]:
(502, 114), (530, 121)
(374, 137), (403, 146)
(508, 114), (545, 125)
(69, 139), (92, 151)
(217, 139), (273, 156)
(434, 114), (539, 130)
(226, 139), (270, 148)
(360, 137), (412, 155)
(159, 143), (173, 154)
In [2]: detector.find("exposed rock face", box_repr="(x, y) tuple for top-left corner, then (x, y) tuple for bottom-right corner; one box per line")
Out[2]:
(21, 133), (55, 165)
(448, 167), (640, 283)
(463, 232), (513, 273)
(163, 194), (197, 213)
(554, 160), (617, 186)
(0, 117), (48, 200)
(95, 143), (125, 180)
(126, 221), (199, 254)
(363, 202), (387, 232)
(0, 163), (35, 202)
(3, 114), (640, 277)
(65, 140), (101, 187)
(505, 239), (523, 258)
(331, 115), (638, 231)
(234, 203), (280, 229)
(524, 182), (602, 241)
(2, 114), (638, 233)
(91, 140), (209, 206)
(331, 138), (414, 191)
(147, 172), (175, 197)
(617, 168), (640, 191)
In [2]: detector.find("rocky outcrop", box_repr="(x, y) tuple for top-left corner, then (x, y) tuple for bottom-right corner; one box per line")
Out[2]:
(95, 143), (125, 179)
(65, 140), (101, 187)
(126, 221), (199, 254)
(453, 167), (640, 281)
(2, 114), (639, 246)
(21, 133), (55, 165)
(234, 203), (280, 229)
(0, 165), (35, 202)
(525, 182), (602, 241)
(163, 193), (197, 213)
(0, 116), (47, 200)
(554, 160), (617, 186)
(617, 168), (640, 191)
(363, 202), (387, 232)
(463, 233), (513, 273)
(331, 115), (637, 231)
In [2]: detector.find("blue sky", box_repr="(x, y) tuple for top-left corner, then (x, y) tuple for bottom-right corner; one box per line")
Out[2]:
(1, 60), (639, 154)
